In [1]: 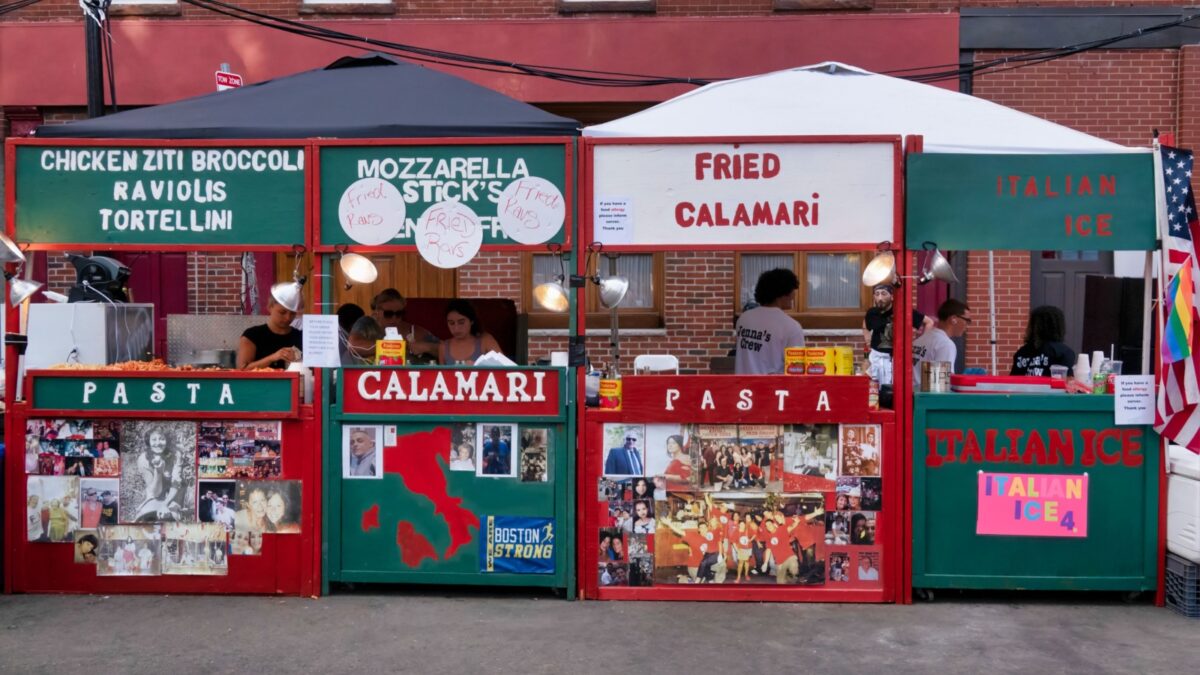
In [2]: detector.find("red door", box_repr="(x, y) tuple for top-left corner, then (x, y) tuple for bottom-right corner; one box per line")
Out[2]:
(107, 252), (189, 359)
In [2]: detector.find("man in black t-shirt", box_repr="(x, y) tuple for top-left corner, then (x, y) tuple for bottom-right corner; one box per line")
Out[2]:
(862, 285), (928, 356)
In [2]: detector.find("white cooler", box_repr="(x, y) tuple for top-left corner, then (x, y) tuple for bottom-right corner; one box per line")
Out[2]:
(1168, 444), (1200, 563)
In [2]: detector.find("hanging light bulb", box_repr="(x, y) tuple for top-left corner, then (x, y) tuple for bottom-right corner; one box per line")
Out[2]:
(534, 278), (570, 312)
(7, 276), (42, 305)
(596, 276), (629, 309)
(339, 252), (378, 289)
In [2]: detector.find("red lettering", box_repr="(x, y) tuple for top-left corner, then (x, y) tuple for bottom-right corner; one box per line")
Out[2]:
(925, 429), (943, 467)
(1005, 429), (1024, 463)
(696, 203), (714, 227)
(1022, 430), (1048, 465)
(1080, 429), (1098, 466)
(762, 154), (780, 178)
(984, 429), (1005, 462)
(1024, 177), (1039, 197)
(811, 194), (819, 224)
(714, 154), (732, 180)
(1044, 176), (1059, 197)
(1008, 175), (1021, 196)
(1047, 429), (1075, 465)
(793, 201), (810, 227)
(997, 175), (1003, 196)
(1097, 428), (1122, 465)
(942, 429), (963, 464)
(695, 153), (713, 180)
(1065, 174), (1073, 195)
(1100, 174), (1116, 195)
(675, 202), (695, 227)
(774, 203), (791, 225)
(1121, 428), (1144, 467)
(753, 202), (774, 225)
(733, 203), (751, 226)
(714, 203), (729, 226)
(743, 153), (760, 179)
(1078, 175), (1093, 195)
(960, 429), (983, 464)
(1074, 215), (1092, 236)
(1096, 213), (1112, 236)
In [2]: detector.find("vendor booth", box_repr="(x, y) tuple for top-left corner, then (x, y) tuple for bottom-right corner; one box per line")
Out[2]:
(906, 148), (1163, 597)
(4, 138), (320, 594)
(577, 134), (907, 601)
(317, 136), (579, 595)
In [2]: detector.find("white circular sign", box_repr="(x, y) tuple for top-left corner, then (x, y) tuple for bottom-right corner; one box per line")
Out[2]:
(496, 176), (565, 245)
(415, 201), (483, 269)
(337, 178), (406, 246)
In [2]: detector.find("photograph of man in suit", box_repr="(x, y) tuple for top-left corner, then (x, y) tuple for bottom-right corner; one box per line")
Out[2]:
(604, 428), (644, 477)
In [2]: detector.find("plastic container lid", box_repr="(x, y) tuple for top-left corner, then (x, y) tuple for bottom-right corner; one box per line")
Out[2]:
(1169, 444), (1200, 480)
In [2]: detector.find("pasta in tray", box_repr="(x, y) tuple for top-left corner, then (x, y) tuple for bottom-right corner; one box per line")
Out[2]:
(48, 360), (273, 373)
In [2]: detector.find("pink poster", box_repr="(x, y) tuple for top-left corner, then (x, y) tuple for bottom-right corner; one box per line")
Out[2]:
(976, 472), (1088, 537)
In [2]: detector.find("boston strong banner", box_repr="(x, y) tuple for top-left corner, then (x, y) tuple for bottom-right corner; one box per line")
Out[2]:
(15, 145), (306, 246)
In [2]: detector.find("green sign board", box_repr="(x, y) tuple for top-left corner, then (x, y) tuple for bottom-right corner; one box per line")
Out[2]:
(32, 375), (296, 414)
(906, 153), (1156, 251)
(318, 144), (568, 247)
(911, 394), (1158, 591)
(15, 145), (306, 246)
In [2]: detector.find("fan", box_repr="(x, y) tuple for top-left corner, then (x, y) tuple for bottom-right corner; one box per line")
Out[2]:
(66, 255), (131, 303)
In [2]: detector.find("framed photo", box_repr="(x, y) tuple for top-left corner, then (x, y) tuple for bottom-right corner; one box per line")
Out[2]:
(448, 423), (477, 472)
(602, 424), (646, 478)
(839, 424), (882, 477)
(343, 425), (382, 479)
(476, 424), (517, 478)
(520, 427), (550, 482)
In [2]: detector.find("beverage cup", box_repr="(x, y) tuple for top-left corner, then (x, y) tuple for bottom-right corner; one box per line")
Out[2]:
(1049, 365), (1068, 380)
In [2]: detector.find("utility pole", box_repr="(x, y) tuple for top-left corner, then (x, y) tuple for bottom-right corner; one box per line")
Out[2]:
(82, 0), (105, 118)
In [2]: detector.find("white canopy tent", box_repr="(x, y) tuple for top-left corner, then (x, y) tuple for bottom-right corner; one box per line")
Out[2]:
(584, 61), (1153, 375)
(584, 61), (1136, 154)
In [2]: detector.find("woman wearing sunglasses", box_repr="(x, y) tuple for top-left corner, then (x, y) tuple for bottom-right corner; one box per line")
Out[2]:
(370, 288), (440, 362)
(911, 298), (972, 384)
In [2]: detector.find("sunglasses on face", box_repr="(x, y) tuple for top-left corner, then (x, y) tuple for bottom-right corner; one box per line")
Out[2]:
(625, 437), (637, 442)
(956, 315), (973, 324)
(379, 309), (405, 319)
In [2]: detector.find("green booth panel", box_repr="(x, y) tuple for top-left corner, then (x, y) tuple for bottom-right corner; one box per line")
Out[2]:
(912, 393), (1159, 591)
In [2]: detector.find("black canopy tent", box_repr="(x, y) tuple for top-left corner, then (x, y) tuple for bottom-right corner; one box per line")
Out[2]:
(36, 53), (580, 138)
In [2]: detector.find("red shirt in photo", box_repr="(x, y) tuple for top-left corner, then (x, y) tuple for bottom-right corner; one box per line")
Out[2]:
(764, 527), (795, 562)
(682, 529), (717, 567)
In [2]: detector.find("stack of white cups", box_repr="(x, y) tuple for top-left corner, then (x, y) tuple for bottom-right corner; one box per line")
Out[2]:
(1075, 353), (1092, 393)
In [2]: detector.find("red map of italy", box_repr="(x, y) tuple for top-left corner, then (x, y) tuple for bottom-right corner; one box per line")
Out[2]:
(383, 427), (480, 560)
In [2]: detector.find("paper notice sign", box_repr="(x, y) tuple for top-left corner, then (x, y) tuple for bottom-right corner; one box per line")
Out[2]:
(302, 314), (341, 368)
(1114, 374), (1155, 425)
(595, 197), (633, 244)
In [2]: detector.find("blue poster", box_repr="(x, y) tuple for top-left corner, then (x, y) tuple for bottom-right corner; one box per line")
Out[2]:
(479, 515), (556, 574)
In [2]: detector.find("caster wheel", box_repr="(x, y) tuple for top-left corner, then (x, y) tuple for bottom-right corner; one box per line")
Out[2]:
(1122, 591), (1144, 604)
(915, 588), (935, 602)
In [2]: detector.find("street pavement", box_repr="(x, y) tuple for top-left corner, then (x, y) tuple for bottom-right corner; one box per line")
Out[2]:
(0, 589), (1194, 674)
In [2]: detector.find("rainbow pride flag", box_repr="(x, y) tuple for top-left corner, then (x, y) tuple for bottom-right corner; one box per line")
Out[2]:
(1164, 259), (1195, 364)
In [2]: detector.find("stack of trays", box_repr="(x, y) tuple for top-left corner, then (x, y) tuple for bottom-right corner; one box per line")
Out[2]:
(949, 375), (1066, 394)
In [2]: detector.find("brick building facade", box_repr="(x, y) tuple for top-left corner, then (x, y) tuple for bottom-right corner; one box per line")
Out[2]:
(3, 2), (1196, 373)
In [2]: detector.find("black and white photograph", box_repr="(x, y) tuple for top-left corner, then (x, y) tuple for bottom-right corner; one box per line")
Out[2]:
(96, 524), (161, 576)
(26, 476), (79, 542)
(476, 423), (517, 478)
(120, 421), (197, 523)
(231, 528), (264, 556)
(448, 423), (477, 472)
(782, 424), (839, 493)
(74, 530), (100, 564)
(198, 480), (238, 531)
(162, 523), (229, 575)
(235, 480), (302, 534)
(343, 425), (382, 479)
(520, 427), (549, 482)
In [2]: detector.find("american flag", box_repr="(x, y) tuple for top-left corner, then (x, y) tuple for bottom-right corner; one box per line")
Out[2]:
(1155, 145), (1200, 452)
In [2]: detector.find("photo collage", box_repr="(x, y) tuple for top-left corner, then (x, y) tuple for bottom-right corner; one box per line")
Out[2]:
(598, 423), (884, 589)
(341, 423), (551, 483)
(25, 418), (302, 577)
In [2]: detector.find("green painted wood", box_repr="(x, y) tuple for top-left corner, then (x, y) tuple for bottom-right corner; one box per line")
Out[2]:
(906, 153), (1156, 251)
(31, 375), (295, 413)
(911, 393), (1159, 591)
(318, 144), (568, 247)
(15, 145), (306, 246)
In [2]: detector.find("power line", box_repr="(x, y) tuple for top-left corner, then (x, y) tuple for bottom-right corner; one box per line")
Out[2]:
(0, 0), (42, 16)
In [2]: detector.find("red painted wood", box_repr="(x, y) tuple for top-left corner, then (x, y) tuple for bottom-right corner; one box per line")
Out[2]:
(342, 367), (563, 418)
(107, 251), (190, 359)
(5, 402), (320, 596)
(606, 374), (871, 424)
(0, 16), (959, 106)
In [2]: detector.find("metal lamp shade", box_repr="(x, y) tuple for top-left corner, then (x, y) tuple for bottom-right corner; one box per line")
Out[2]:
(0, 233), (24, 265)
(9, 277), (42, 305)
(861, 250), (897, 287)
(597, 276), (629, 309)
(533, 280), (570, 312)
(339, 253), (378, 286)
(920, 248), (958, 285)
(270, 278), (305, 313)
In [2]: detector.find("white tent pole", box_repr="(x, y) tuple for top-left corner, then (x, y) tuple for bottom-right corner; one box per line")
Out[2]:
(1142, 250), (1153, 375)
(988, 251), (998, 375)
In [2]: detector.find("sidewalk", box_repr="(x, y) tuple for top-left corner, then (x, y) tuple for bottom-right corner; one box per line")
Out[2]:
(0, 591), (1192, 674)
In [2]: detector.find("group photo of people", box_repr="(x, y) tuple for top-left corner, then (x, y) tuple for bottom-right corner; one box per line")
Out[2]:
(654, 493), (826, 586)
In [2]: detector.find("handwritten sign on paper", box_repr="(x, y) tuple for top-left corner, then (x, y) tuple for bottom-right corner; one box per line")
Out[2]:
(1114, 375), (1155, 425)
(976, 472), (1088, 537)
(497, 176), (566, 245)
(415, 200), (483, 269)
(338, 178), (406, 246)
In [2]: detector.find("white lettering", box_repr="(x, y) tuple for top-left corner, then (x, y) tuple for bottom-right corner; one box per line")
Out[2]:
(816, 390), (831, 412)
(700, 390), (715, 410)
(454, 370), (479, 401)
(429, 372), (453, 400)
(479, 373), (503, 402)
(150, 381), (166, 403)
(219, 383), (234, 405)
(775, 389), (790, 411)
(358, 371), (382, 400)
(187, 382), (201, 404)
(665, 388), (680, 411)
(112, 382), (128, 405)
(508, 372), (531, 402)
(384, 371), (405, 400)
(407, 370), (429, 401)
(82, 381), (97, 404)
(532, 371), (546, 401)
(737, 389), (753, 411)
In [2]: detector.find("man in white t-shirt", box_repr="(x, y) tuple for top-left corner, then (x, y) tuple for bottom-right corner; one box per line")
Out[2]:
(734, 268), (806, 375)
(912, 298), (972, 384)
